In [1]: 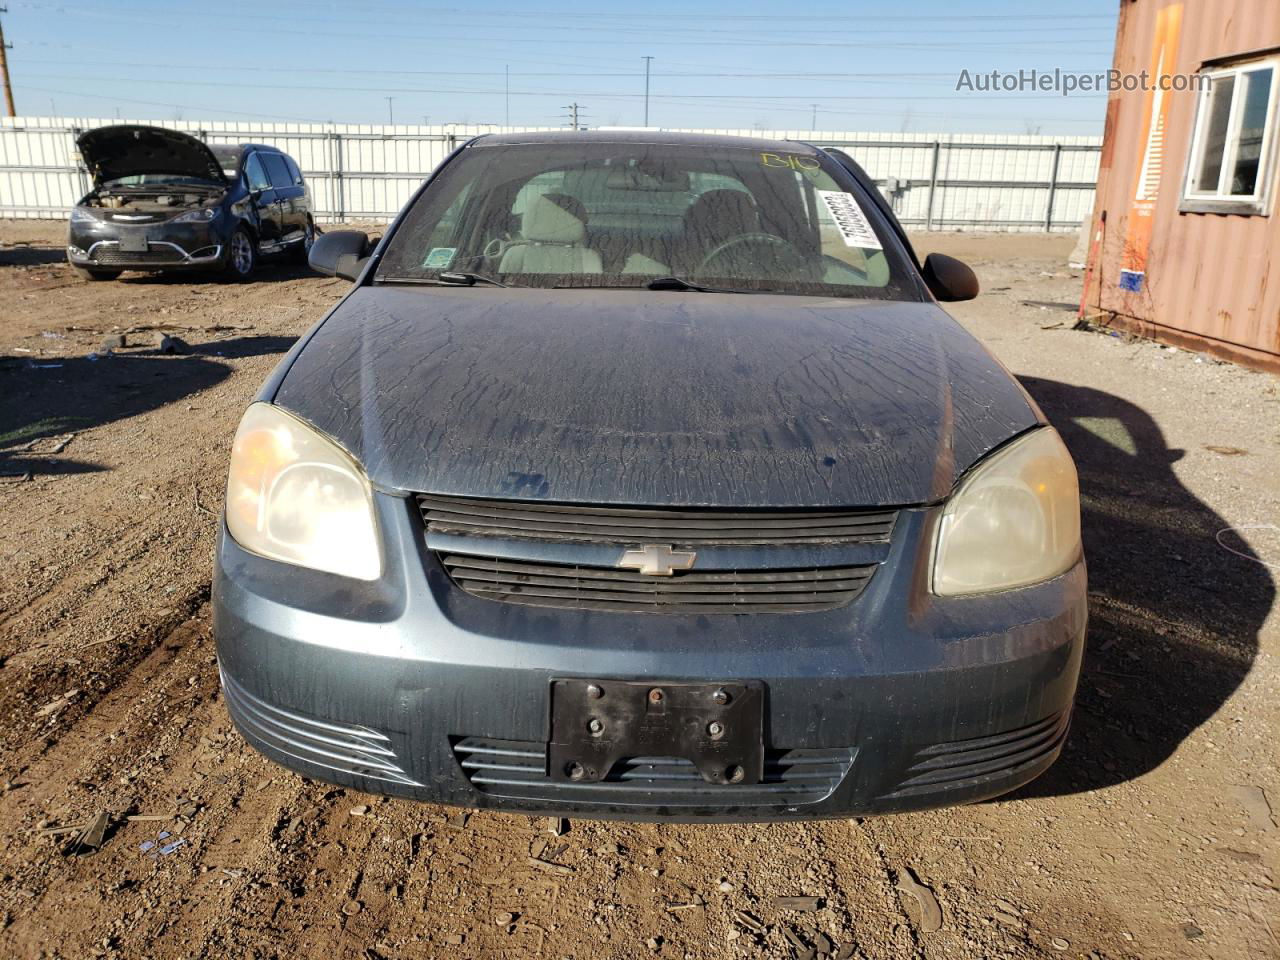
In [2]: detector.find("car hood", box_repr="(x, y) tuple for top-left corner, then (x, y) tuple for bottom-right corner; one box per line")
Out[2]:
(273, 287), (1040, 507)
(76, 125), (227, 185)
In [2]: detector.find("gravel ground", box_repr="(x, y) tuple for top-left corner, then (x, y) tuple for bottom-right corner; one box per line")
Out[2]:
(0, 221), (1277, 960)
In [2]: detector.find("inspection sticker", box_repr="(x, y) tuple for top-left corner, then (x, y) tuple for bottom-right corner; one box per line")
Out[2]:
(817, 190), (882, 250)
(423, 246), (457, 269)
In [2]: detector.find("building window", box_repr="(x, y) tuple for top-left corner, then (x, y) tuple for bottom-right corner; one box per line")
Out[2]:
(1183, 57), (1279, 215)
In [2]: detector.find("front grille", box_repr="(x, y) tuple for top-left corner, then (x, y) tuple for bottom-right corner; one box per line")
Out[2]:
(105, 212), (170, 224)
(418, 494), (896, 546)
(92, 245), (184, 265)
(221, 668), (422, 787)
(879, 710), (1070, 800)
(453, 736), (855, 806)
(441, 554), (874, 614)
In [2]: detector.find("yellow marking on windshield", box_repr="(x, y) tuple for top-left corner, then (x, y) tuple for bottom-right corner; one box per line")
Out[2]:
(760, 152), (821, 171)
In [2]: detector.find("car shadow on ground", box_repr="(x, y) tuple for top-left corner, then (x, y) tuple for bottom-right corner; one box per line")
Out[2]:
(0, 336), (297, 477)
(116, 262), (320, 285)
(1008, 376), (1274, 799)
(0, 243), (68, 267)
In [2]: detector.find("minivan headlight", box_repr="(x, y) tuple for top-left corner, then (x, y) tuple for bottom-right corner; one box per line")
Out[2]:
(174, 207), (219, 223)
(932, 427), (1081, 596)
(225, 403), (381, 581)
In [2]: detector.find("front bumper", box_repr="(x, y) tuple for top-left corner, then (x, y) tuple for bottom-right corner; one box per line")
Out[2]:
(213, 493), (1087, 822)
(67, 215), (226, 271)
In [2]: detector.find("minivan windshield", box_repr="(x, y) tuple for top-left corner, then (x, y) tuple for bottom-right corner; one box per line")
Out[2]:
(376, 140), (921, 300)
(103, 173), (222, 189)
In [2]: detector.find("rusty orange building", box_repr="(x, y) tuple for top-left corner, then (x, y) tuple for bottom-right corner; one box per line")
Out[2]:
(1085, 0), (1280, 372)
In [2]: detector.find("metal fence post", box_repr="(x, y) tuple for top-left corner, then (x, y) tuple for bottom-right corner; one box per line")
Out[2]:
(925, 141), (941, 231)
(332, 131), (345, 224)
(1044, 142), (1063, 232)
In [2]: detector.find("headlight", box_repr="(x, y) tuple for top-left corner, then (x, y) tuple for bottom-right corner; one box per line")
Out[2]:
(174, 207), (219, 223)
(225, 403), (381, 580)
(70, 206), (97, 223)
(932, 427), (1080, 596)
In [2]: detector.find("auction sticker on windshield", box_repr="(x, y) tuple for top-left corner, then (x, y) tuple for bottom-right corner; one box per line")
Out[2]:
(817, 190), (882, 250)
(423, 246), (456, 269)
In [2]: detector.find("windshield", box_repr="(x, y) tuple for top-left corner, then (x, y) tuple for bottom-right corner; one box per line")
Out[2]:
(104, 173), (221, 189)
(211, 145), (243, 179)
(376, 140), (921, 300)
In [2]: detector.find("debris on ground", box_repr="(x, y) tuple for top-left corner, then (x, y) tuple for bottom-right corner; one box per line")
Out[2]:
(140, 831), (185, 857)
(895, 867), (943, 933)
(732, 910), (765, 933)
(772, 895), (823, 912)
(158, 334), (190, 355)
(35, 689), (81, 717)
(545, 816), (568, 836)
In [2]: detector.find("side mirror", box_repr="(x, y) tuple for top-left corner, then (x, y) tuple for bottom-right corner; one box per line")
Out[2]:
(309, 230), (371, 281)
(922, 253), (980, 302)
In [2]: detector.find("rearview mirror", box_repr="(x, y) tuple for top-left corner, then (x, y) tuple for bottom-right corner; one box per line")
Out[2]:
(922, 253), (980, 302)
(309, 230), (371, 281)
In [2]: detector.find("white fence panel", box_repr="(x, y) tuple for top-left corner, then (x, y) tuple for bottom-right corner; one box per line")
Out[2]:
(0, 117), (1100, 230)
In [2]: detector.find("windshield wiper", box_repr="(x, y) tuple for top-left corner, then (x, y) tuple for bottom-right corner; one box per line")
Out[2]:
(438, 271), (507, 287)
(644, 276), (754, 294)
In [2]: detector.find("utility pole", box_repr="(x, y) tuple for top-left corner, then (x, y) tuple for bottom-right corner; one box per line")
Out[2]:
(563, 102), (582, 131)
(385, 96), (395, 125)
(0, 7), (16, 118)
(810, 103), (818, 132)
(505, 64), (510, 127)
(642, 55), (654, 127)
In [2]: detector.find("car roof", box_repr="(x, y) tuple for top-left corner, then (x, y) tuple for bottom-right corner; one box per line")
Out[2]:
(469, 129), (821, 154)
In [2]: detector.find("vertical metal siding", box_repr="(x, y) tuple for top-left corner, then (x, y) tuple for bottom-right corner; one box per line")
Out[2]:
(1085, 0), (1280, 369)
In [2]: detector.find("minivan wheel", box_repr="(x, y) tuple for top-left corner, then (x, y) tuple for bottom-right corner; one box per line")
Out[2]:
(224, 228), (257, 281)
(71, 266), (122, 281)
(292, 218), (316, 263)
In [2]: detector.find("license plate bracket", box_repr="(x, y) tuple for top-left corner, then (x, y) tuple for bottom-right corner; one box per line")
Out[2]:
(548, 679), (764, 786)
(118, 234), (148, 253)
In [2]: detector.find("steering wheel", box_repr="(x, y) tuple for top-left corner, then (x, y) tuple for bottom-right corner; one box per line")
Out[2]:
(694, 232), (810, 281)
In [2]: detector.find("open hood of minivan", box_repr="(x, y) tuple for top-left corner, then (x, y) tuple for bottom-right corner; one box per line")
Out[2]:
(76, 125), (227, 185)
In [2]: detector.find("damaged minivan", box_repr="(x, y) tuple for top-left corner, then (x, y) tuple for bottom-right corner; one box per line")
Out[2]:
(67, 125), (314, 281)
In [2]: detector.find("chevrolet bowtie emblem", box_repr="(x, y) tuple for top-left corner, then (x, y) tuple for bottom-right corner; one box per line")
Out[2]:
(617, 543), (697, 577)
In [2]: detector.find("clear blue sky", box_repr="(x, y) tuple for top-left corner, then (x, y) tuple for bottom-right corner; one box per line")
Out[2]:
(3, 0), (1119, 132)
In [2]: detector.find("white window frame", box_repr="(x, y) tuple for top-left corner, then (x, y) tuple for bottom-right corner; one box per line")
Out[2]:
(1182, 56), (1280, 215)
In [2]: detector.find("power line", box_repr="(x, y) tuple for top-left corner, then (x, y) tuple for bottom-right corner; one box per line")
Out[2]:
(11, 72), (1108, 102)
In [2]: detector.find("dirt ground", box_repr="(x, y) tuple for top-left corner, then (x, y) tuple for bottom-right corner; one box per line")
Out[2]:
(1, 220), (1277, 960)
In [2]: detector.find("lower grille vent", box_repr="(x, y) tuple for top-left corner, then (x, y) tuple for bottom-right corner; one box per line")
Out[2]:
(453, 737), (855, 807)
(880, 710), (1070, 799)
(93, 245), (184, 265)
(441, 554), (874, 614)
(221, 668), (421, 787)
